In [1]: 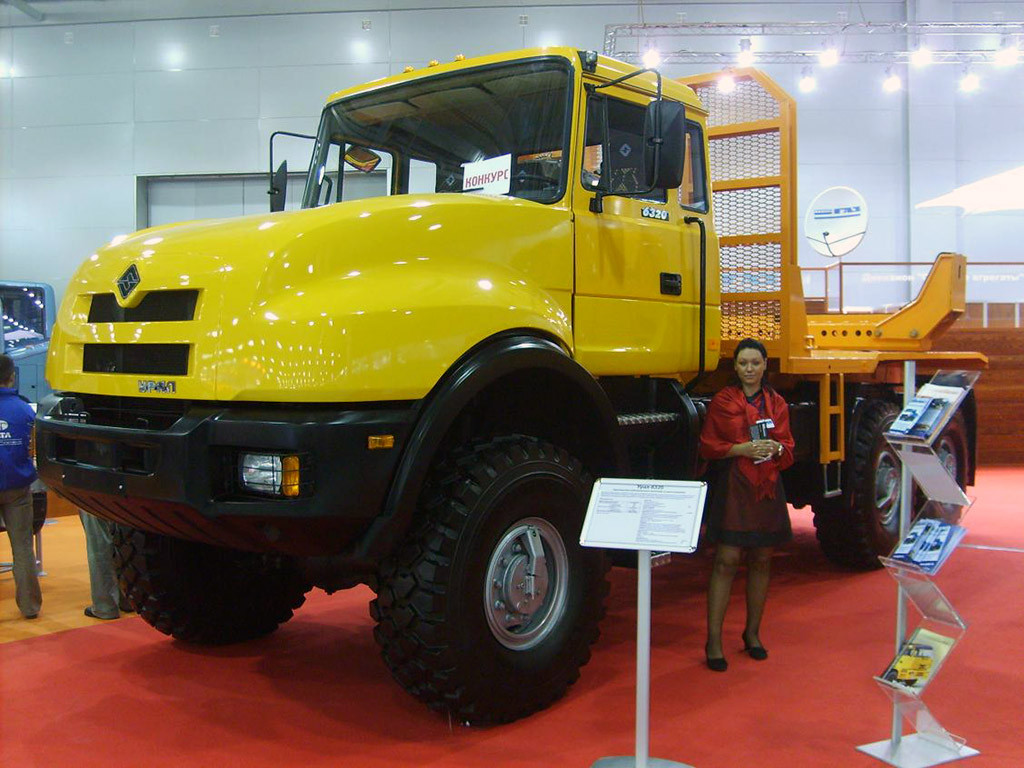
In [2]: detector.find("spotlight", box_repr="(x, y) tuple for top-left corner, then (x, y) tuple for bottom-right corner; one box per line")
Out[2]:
(718, 71), (736, 93)
(959, 69), (980, 93)
(737, 38), (755, 68)
(882, 68), (902, 93)
(819, 40), (839, 67)
(994, 37), (1020, 67)
(798, 66), (817, 93)
(910, 46), (932, 68)
(642, 48), (661, 69)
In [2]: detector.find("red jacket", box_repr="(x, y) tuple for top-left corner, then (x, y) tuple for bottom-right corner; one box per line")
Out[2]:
(699, 384), (795, 500)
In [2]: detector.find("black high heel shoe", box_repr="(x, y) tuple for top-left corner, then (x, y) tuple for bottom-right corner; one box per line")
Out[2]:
(742, 634), (768, 661)
(705, 643), (728, 672)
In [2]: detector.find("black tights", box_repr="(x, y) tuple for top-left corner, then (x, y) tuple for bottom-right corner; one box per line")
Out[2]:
(706, 544), (773, 658)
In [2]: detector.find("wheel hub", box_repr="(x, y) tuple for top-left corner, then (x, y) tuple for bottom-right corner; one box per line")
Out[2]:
(874, 448), (902, 530)
(485, 517), (568, 651)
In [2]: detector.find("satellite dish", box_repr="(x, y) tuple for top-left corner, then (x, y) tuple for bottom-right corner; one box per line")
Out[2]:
(804, 186), (869, 258)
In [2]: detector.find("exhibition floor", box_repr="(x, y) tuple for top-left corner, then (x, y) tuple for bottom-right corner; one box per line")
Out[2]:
(2, 467), (1022, 767)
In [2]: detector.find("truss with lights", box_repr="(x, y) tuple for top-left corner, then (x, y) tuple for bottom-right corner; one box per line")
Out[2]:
(606, 21), (1024, 66)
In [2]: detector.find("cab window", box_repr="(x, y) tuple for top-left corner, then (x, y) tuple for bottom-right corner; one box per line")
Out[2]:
(678, 123), (708, 213)
(581, 94), (667, 204)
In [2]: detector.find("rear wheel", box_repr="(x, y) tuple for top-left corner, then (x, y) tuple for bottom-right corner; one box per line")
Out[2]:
(113, 525), (310, 644)
(812, 401), (968, 570)
(370, 435), (609, 724)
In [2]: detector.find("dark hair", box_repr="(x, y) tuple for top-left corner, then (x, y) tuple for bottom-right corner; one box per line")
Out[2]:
(0, 354), (14, 386)
(733, 337), (768, 362)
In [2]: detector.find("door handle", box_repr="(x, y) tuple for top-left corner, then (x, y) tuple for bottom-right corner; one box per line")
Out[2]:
(660, 272), (682, 296)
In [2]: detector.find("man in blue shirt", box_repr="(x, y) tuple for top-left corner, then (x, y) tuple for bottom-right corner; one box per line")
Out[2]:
(0, 354), (42, 619)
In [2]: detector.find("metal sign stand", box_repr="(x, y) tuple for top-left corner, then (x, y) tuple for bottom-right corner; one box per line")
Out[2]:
(580, 478), (707, 768)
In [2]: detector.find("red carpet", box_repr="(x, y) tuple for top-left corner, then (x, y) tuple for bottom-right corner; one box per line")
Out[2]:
(2, 467), (1022, 767)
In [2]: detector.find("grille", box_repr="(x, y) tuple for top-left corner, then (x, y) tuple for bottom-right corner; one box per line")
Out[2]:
(54, 394), (187, 430)
(708, 132), (780, 182)
(88, 290), (198, 323)
(721, 300), (782, 341)
(83, 344), (189, 376)
(721, 243), (783, 293)
(713, 187), (781, 237)
(694, 80), (779, 128)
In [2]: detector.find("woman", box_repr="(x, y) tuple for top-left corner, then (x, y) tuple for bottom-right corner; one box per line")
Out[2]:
(698, 338), (794, 672)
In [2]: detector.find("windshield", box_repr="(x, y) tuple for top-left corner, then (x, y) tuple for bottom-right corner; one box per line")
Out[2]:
(302, 58), (573, 208)
(0, 284), (48, 353)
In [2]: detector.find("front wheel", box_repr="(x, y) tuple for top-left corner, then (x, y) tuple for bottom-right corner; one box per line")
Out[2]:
(113, 525), (311, 644)
(370, 436), (609, 724)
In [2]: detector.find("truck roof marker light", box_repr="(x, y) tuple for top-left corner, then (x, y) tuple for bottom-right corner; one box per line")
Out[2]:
(428, 59), (440, 67)
(642, 48), (661, 69)
(717, 72), (736, 93)
(403, 66), (415, 73)
(454, 54), (465, 62)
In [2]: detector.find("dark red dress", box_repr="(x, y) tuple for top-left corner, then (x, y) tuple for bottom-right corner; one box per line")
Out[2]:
(699, 385), (795, 548)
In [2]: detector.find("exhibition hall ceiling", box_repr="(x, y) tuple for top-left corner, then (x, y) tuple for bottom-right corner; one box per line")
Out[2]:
(3, 0), (1001, 27)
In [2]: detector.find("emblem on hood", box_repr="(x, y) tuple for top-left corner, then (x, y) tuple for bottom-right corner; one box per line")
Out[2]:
(117, 264), (141, 299)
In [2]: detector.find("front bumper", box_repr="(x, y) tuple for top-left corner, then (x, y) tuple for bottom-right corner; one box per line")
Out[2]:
(36, 393), (416, 556)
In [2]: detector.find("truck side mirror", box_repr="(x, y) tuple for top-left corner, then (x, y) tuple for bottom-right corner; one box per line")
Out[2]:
(644, 100), (685, 190)
(269, 160), (288, 213)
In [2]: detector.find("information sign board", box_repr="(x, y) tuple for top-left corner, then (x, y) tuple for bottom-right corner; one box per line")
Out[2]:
(580, 478), (707, 553)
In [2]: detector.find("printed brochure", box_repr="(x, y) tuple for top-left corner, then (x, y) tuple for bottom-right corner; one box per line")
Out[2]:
(889, 517), (966, 575)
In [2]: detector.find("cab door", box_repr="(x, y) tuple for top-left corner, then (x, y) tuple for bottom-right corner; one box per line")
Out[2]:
(572, 89), (707, 376)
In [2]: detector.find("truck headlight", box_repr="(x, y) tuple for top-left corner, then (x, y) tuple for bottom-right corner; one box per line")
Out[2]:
(239, 453), (301, 497)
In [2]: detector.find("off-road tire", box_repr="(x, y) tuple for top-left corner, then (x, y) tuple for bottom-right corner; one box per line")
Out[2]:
(370, 435), (609, 724)
(113, 525), (310, 644)
(813, 402), (968, 570)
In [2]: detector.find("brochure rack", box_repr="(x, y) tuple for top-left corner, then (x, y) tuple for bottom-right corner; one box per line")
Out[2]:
(858, 369), (980, 767)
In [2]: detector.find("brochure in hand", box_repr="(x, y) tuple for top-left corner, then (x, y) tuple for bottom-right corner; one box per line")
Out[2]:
(749, 418), (775, 464)
(889, 517), (967, 575)
(879, 627), (956, 694)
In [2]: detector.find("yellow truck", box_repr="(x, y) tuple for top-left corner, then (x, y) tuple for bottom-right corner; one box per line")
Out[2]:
(36, 48), (984, 723)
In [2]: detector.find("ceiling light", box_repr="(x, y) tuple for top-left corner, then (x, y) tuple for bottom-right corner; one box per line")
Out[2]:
(737, 38), (755, 68)
(819, 40), (839, 67)
(642, 48), (661, 68)
(718, 72), (736, 93)
(994, 37), (1020, 67)
(798, 67), (817, 93)
(882, 68), (902, 93)
(910, 46), (932, 67)
(959, 68), (980, 93)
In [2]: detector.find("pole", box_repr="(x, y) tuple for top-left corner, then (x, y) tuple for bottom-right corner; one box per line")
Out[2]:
(892, 360), (915, 746)
(636, 549), (651, 768)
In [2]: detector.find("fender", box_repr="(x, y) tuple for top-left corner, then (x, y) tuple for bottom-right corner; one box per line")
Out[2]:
(354, 330), (627, 560)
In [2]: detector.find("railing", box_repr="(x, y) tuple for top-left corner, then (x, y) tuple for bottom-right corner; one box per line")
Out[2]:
(802, 260), (1024, 327)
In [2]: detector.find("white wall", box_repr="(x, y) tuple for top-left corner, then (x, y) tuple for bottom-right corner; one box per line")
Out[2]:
(0, 0), (1022, 307)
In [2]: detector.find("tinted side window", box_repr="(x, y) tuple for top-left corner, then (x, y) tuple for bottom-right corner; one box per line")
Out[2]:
(678, 122), (708, 212)
(581, 95), (666, 204)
